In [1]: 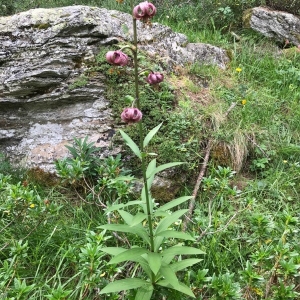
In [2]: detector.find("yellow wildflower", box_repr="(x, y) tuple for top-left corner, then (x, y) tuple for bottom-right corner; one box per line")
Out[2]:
(100, 272), (106, 277)
(241, 99), (247, 105)
(235, 67), (242, 72)
(283, 160), (288, 164)
(29, 203), (35, 208)
(252, 287), (263, 296)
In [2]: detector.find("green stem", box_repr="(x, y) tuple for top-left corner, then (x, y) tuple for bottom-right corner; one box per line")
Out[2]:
(131, 3), (155, 280)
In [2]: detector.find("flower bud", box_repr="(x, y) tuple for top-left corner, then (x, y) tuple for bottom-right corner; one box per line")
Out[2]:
(133, 1), (156, 23)
(121, 108), (143, 123)
(146, 72), (164, 84)
(106, 50), (128, 66)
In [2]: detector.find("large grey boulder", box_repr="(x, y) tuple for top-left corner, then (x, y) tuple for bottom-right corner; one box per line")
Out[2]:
(243, 7), (300, 46)
(0, 5), (229, 172)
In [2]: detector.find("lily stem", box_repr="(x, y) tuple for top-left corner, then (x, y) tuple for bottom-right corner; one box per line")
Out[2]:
(131, 2), (155, 267)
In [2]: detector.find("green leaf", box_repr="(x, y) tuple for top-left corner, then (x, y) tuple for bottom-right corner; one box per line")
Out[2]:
(156, 230), (195, 241)
(159, 265), (178, 286)
(101, 250), (152, 279)
(143, 123), (163, 148)
(147, 252), (162, 275)
(148, 162), (184, 178)
(100, 224), (150, 245)
(155, 209), (188, 235)
(156, 196), (193, 212)
(163, 246), (205, 256)
(120, 130), (141, 159)
(162, 246), (205, 264)
(131, 213), (147, 226)
(132, 256), (153, 279)
(141, 186), (153, 215)
(106, 200), (144, 212)
(109, 247), (148, 265)
(118, 210), (134, 225)
(154, 236), (165, 252)
(153, 211), (170, 217)
(170, 258), (202, 272)
(100, 247), (126, 256)
(99, 278), (147, 294)
(145, 159), (156, 190)
(156, 280), (195, 298)
(135, 283), (154, 300)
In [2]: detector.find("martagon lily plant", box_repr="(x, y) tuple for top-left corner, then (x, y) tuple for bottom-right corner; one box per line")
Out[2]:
(99, 1), (205, 299)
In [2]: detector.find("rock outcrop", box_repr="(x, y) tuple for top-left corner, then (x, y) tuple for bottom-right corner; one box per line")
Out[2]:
(243, 6), (300, 46)
(0, 5), (229, 172)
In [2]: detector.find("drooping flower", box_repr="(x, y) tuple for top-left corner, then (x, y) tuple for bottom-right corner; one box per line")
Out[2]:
(121, 107), (143, 123)
(146, 72), (164, 84)
(106, 50), (128, 66)
(133, 1), (156, 23)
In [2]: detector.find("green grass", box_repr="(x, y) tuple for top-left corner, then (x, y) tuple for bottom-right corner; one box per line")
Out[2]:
(1, 0), (300, 299)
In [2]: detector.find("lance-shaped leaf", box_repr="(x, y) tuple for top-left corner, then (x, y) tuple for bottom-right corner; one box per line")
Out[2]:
(170, 258), (202, 272)
(156, 280), (195, 298)
(135, 283), (154, 300)
(101, 247), (126, 256)
(104, 249), (152, 279)
(133, 255), (153, 279)
(162, 246), (205, 256)
(106, 200), (144, 212)
(162, 246), (205, 264)
(148, 162), (184, 178)
(118, 210), (134, 225)
(156, 230), (195, 241)
(154, 236), (164, 252)
(99, 278), (148, 294)
(155, 196), (193, 213)
(147, 252), (162, 275)
(146, 159), (156, 188)
(131, 213), (148, 226)
(146, 158), (156, 177)
(143, 123), (163, 148)
(100, 224), (150, 245)
(116, 210), (146, 229)
(109, 247), (148, 265)
(155, 209), (188, 235)
(160, 265), (179, 287)
(120, 130), (141, 159)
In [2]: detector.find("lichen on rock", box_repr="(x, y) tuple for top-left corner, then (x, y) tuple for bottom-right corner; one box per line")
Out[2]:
(243, 7), (300, 46)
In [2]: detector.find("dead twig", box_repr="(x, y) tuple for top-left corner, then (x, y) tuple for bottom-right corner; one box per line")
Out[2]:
(246, 134), (269, 158)
(224, 101), (237, 118)
(183, 140), (212, 231)
(183, 101), (238, 231)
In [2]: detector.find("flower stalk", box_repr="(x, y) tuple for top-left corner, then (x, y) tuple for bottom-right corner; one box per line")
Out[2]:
(131, 3), (155, 258)
(101, 3), (203, 297)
